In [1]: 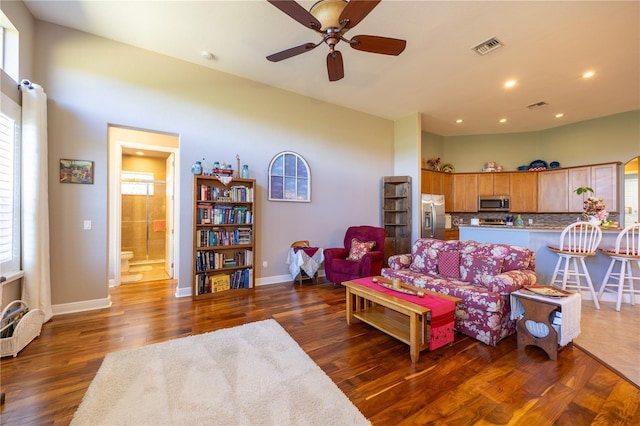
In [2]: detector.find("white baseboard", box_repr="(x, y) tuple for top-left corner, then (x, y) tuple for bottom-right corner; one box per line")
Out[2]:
(52, 295), (112, 316)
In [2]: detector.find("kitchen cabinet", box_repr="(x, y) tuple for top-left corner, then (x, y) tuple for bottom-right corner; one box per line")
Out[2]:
(452, 174), (478, 212)
(538, 162), (620, 213)
(509, 172), (538, 212)
(478, 173), (510, 196)
(538, 169), (569, 212)
(421, 169), (453, 211)
(568, 167), (591, 211)
(591, 163), (619, 211)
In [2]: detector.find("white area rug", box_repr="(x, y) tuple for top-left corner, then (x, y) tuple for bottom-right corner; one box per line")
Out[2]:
(71, 319), (370, 425)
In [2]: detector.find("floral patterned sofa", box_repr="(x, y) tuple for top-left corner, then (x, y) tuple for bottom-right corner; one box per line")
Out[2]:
(381, 238), (536, 346)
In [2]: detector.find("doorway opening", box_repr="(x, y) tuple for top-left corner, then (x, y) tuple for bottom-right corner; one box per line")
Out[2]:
(624, 156), (639, 225)
(108, 125), (179, 287)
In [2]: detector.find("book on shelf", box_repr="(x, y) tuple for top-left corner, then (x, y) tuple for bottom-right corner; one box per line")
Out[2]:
(198, 184), (254, 203)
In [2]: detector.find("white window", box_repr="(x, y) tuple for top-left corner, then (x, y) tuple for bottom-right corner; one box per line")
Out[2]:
(0, 93), (21, 275)
(268, 151), (311, 202)
(121, 171), (155, 195)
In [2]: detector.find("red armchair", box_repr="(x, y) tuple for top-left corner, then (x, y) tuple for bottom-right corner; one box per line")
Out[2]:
(323, 226), (386, 284)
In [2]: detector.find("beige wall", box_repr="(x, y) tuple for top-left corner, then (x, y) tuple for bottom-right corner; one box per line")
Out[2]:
(33, 21), (394, 304)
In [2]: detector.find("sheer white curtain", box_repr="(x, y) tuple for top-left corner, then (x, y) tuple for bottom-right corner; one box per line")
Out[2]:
(20, 80), (52, 322)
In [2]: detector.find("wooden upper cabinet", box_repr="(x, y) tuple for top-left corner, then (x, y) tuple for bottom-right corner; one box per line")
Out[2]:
(591, 163), (619, 211)
(509, 172), (538, 212)
(452, 174), (478, 212)
(537, 162), (620, 213)
(538, 169), (569, 212)
(478, 173), (510, 196)
(568, 167), (591, 211)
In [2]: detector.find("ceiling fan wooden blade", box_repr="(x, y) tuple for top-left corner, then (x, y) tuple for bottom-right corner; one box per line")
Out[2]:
(339, 0), (381, 29)
(327, 50), (344, 81)
(267, 43), (318, 62)
(350, 35), (407, 55)
(267, 0), (321, 30)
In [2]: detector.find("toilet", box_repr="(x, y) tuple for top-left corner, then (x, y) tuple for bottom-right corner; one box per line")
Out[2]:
(121, 251), (134, 272)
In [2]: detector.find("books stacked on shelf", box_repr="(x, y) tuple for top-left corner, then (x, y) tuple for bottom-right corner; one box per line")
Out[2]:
(196, 205), (253, 225)
(237, 227), (252, 245)
(196, 228), (253, 247)
(198, 184), (254, 202)
(196, 250), (253, 271)
(195, 269), (252, 295)
(230, 268), (252, 289)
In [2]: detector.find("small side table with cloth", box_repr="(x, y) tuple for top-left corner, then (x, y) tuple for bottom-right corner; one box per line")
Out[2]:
(287, 247), (324, 285)
(510, 289), (581, 360)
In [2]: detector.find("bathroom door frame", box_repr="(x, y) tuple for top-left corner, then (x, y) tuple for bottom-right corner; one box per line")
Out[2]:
(108, 126), (180, 287)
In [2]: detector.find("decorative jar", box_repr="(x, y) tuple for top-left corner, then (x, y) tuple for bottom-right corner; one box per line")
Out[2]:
(241, 165), (250, 178)
(191, 161), (202, 175)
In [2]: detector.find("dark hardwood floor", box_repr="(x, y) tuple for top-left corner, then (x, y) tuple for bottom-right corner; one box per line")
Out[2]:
(1, 278), (639, 425)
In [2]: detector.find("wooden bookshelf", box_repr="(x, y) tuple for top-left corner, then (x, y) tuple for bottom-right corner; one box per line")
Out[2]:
(382, 176), (412, 266)
(192, 175), (256, 299)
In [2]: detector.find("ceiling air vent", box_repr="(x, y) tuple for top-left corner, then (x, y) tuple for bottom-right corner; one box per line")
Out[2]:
(527, 101), (549, 110)
(472, 37), (503, 55)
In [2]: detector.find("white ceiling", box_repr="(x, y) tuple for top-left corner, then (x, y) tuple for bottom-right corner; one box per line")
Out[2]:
(22, 0), (640, 136)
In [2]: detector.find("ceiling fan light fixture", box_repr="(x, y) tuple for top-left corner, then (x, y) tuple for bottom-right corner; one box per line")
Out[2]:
(310, 0), (348, 31)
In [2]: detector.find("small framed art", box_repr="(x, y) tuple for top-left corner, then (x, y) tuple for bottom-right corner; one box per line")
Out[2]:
(60, 159), (94, 184)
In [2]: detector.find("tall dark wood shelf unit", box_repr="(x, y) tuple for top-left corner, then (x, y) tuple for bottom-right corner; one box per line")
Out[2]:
(192, 175), (256, 299)
(382, 176), (412, 266)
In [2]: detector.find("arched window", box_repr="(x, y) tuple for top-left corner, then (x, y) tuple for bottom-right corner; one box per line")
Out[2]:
(268, 151), (311, 202)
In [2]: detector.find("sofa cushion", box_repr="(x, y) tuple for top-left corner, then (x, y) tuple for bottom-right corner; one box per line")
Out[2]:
(438, 250), (461, 278)
(459, 241), (531, 272)
(460, 253), (503, 286)
(410, 239), (460, 274)
(347, 238), (376, 261)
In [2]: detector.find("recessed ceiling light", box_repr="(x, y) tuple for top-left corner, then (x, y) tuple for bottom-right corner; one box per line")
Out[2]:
(504, 80), (516, 88)
(201, 51), (215, 60)
(456, 119), (463, 124)
(582, 71), (595, 78)
(555, 113), (564, 118)
(499, 118), (507, 123)
(136, 151), (144, 156)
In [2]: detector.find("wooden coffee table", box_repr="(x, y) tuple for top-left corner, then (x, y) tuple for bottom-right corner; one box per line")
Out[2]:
(342, 277), (460, 362)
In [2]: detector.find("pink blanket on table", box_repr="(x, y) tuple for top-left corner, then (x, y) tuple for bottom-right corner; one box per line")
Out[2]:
(349, 277), (456, 350)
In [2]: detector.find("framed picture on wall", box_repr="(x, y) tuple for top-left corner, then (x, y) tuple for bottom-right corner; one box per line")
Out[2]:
(60, 159), (94, 184)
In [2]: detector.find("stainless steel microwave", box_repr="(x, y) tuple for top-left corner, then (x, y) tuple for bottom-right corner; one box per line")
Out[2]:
(478, 195), (511, 212)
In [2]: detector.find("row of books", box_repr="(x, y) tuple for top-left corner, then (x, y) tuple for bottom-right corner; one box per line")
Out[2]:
(197, 205), (252, 225)
(195, 249), (253, 272)
(198, 185), (254, 202)
(196, 227), (252, 247)
(196, 269), (252, 294)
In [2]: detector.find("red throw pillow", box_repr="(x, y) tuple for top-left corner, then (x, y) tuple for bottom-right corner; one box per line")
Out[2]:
(347, 238), (376, 261)
(438, 250), (461, 278)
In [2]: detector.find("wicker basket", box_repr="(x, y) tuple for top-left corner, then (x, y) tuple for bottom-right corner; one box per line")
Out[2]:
(1, 300), (44, 358)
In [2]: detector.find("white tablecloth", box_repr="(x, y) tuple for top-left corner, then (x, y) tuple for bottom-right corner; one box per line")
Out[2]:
(286, 247), (324, 281)
(510, 290), (581, 346)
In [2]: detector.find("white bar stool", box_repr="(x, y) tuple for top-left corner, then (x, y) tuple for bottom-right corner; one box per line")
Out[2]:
(597, 223), (640, 311)
(547, 221), (602, 309)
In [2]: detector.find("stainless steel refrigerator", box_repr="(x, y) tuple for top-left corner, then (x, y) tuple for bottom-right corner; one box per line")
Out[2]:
(421, 194), (446, 240)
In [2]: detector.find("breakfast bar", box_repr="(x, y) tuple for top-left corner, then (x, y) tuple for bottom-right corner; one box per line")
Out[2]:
(459, 225), (622, 297)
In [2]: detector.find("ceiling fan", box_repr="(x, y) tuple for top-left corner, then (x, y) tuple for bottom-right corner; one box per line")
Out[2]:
(266, 0), (407, 81)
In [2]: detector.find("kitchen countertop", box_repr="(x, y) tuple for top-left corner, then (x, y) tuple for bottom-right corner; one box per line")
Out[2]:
(459, 224), (624, 290)
(458, 224), (622, 232)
